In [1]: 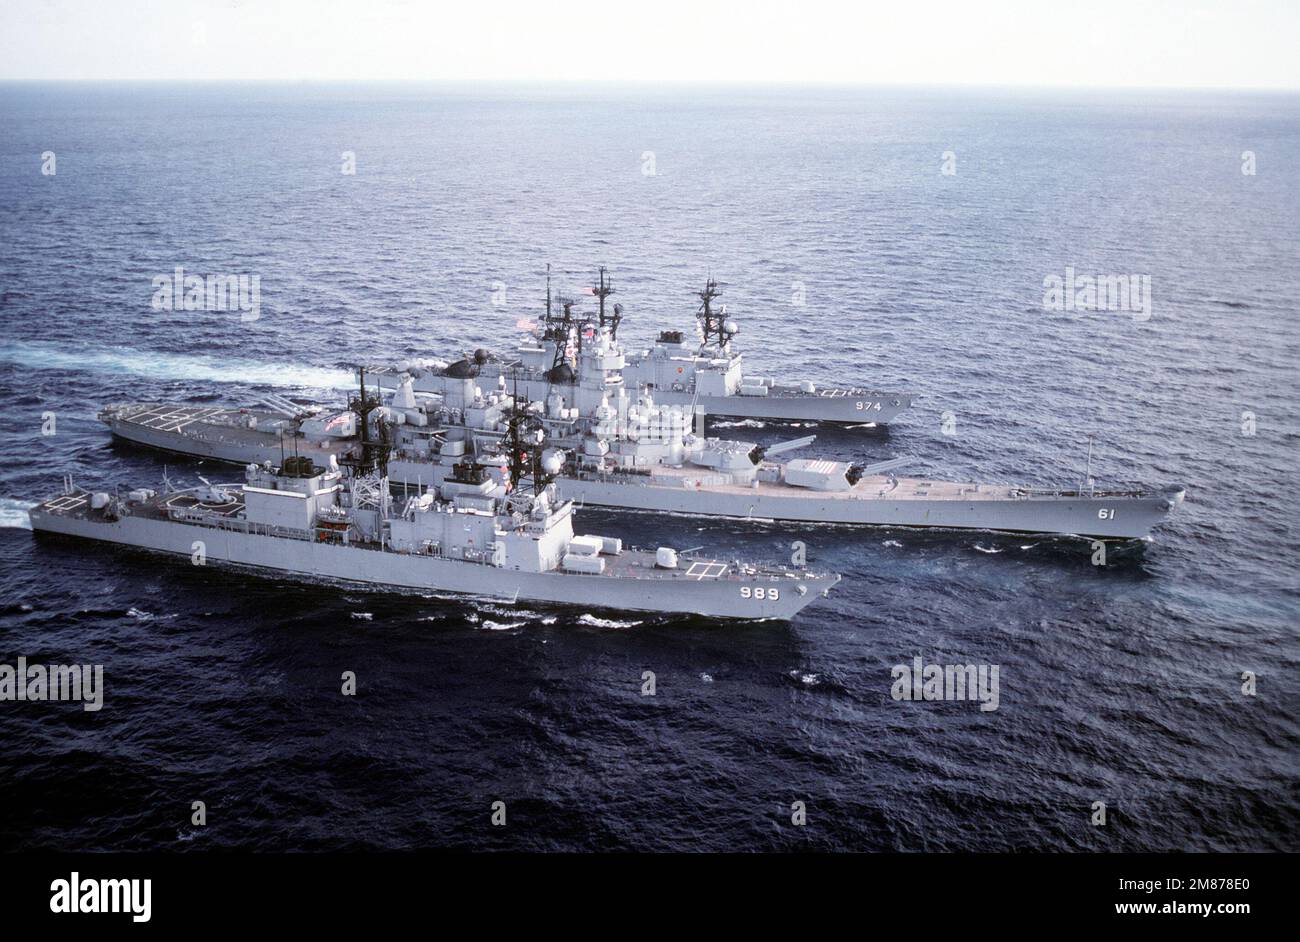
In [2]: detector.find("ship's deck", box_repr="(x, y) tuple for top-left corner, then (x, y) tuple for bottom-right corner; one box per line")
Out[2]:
(36, 489), (813, 583)
(632, 465), (1006, 500)
(40, 491), (92, 514)
(105, 403), (342, 453)
(108, 403), (279, 432)
(767, 384), (901, 400)
(158, 492), (244, 518)
(37, 489), (247, 522)
(597, 549), (810, 583)
(621, 465), (1151, 502)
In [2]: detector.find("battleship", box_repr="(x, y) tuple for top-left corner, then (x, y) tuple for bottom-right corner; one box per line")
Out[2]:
(35, 400), (839, 621)
(366, 270), (913, 425)
(99, 347), (1185, 540)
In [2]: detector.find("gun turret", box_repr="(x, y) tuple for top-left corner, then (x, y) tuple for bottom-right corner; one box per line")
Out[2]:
(846, 456), (913, 485)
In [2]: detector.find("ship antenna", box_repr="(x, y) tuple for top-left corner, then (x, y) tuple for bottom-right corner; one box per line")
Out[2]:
(545, 263), (552, 320)
(593, 266), (622, 340)
(696, 276), (723, 347)
(507, 373), (526, 493)
(547, 296), (579, 381)
(505, 370), (555, 500)
(343, 364), (385, 477)
(359, 366), (371, 470)
(570, 299), (588, 363)
(508, 372), (538, 498)
(1083, 435), (1095, 496)
(593, 266), (611, 324)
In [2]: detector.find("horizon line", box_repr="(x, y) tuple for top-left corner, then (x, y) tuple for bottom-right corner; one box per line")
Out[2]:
(1, 78), (1298, 94)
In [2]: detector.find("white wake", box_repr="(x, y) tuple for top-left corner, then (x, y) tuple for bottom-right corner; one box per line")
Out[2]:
(0, 340), (352, 390)
(0, 499), (37, 529)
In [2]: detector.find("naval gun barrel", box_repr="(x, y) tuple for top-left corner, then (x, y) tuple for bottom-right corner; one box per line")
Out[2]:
(854, 457), (912, 476)
(257, 393), (304, 417)
(846, 456), (913, 485)
(748, 435), (817, 465)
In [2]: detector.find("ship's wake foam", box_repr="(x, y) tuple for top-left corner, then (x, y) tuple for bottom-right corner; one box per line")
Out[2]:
(577, 613), (641, 629)
(478, 619), (527, 631)
(0, 499), (37, 529)
(0, 340), (352, 390)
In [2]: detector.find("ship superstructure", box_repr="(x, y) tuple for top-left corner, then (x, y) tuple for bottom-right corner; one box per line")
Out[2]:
(379, 381), (1184, 539)
(367, 269), (913, 425)
(34, 403), (840, 620)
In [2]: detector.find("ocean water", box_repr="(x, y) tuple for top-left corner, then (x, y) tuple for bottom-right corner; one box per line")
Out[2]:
(0, 83), (1296, 851)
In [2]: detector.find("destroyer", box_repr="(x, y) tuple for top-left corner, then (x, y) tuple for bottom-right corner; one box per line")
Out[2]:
(368, 269), (913, 425)
(41, 407), (838, 621)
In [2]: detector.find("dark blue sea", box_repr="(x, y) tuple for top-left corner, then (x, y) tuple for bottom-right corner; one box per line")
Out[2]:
(0, 83), (1296, 851)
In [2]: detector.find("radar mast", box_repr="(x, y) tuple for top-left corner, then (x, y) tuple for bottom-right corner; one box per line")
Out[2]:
(505, 374), (557, 503)
(696, 276), (727, 349)
(342, 366), (389, 478)
(592, 266), (621, 340)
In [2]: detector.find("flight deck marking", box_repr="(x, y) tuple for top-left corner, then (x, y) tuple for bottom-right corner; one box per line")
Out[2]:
(129, 405), (225, 433)
(685, 561), (727, 580)
(46, 494), (88, 512)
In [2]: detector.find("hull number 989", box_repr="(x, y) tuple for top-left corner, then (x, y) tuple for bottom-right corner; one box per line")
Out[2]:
(740, 586), (779, 600)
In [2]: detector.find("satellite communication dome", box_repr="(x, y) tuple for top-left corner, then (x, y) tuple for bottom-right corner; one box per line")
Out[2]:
(443, 358), (477, 378)
(723, 319), (739, 335)
(541, 448), (565, 474)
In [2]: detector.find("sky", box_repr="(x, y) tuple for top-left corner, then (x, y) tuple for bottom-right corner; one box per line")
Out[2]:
(2, 0), (1298, 89)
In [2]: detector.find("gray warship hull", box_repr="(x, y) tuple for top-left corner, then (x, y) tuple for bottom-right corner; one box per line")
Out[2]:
(619, 384), (912, 425)
(547, 470), (1183, 540)
(101, 403), (352, 466)
(368, 368), (911, 426)
(29, 499), (835, 621)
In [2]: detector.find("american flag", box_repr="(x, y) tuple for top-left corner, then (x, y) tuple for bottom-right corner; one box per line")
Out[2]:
(515, 317), (538, 332)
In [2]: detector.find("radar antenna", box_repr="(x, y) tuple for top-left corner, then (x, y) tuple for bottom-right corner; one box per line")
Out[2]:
(505, 373), (557, 501)
(696, 276), (726, 348)
(592, 266), (621, 340)
(543, 296), (580, 383)
(342, 366), (389, 477)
